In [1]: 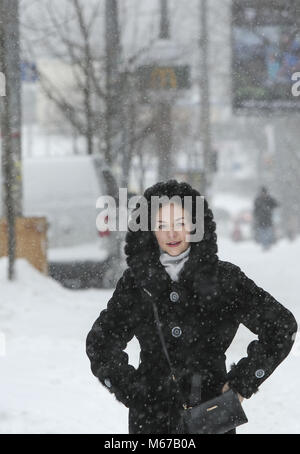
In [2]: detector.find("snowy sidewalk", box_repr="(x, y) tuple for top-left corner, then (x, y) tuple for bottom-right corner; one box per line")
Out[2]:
(0, 237), (299, 433)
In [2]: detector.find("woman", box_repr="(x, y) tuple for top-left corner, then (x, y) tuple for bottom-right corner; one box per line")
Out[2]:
(86, 180), (297, 434)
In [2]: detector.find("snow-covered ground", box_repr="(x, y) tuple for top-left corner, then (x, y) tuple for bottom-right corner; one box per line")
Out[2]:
(48, 241), (108, 262)
(0, 236), (299, 434)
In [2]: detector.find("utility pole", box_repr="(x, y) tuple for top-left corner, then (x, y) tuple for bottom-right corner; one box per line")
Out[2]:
(0, 0), (22, 280)
(157, 0), (173, 181)
(159, 0), (170, 39)
(156, 100), (173, 181)
(199, 0), (212, 198)
(105, 0), (121, 179)
(102, 0), (125, 286)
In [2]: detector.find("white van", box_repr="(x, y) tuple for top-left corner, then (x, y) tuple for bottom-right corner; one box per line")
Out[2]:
(22, 155), (105, 248)
(1, 155), (109, 287)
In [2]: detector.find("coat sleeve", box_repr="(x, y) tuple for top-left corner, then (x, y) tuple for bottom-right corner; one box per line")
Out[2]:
(226, 265), (298, 399)
(85, 269), (142, 408)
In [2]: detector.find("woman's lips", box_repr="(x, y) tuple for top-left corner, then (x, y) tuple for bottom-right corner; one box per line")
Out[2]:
(167, 241), (181, 247)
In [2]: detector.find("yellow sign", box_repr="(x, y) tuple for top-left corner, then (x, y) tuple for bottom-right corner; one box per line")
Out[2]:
(150, 67), (177, 89)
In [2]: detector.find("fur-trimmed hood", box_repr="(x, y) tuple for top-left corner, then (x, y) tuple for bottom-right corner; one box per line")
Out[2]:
(124, 180), (220, 305)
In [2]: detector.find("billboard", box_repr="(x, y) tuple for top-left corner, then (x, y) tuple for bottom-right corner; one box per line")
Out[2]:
(232, 0), (300, 111)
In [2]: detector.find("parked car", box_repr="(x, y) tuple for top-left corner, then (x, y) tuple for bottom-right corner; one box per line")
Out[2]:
(230, 209), (253, 242)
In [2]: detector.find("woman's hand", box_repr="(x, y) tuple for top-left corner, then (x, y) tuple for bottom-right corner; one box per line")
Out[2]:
(222, 382), (244, 403)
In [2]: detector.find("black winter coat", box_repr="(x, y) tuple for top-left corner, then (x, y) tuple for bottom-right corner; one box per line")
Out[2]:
(86, 181), (297, 434)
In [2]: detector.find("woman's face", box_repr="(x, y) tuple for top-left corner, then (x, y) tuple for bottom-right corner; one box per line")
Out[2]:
(154, 203), (192, 256)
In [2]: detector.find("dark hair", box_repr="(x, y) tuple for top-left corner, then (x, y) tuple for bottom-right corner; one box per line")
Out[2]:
(144, 180), (197, 230)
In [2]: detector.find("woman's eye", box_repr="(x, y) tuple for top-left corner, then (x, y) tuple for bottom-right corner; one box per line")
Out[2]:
(157, 223), (184, 229)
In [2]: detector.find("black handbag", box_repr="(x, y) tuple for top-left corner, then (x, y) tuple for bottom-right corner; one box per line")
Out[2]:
(178, 388), (248, 434)
(145, 288), (249, 434)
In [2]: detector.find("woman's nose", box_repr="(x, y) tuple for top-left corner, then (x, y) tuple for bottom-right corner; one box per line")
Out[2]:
(167, 228), (178, 240)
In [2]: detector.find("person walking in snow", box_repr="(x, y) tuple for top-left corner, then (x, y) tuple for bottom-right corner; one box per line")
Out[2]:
(253, 186), (279, 250)
(86, 180), (297, 434)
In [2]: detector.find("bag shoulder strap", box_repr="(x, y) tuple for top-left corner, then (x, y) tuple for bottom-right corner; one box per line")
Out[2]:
(142, 287), (176, 376)
(142, 287), (201, 408)
(151, 298), (175, 375)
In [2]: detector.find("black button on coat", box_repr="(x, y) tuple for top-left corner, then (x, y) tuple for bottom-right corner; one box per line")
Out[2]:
(86, 180), (297, 434)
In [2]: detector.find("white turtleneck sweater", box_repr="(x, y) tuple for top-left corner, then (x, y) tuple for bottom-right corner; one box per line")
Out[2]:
(159, 245), (191, 282)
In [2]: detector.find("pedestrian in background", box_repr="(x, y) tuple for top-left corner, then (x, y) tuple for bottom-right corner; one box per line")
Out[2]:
(253, 186), (279, 250)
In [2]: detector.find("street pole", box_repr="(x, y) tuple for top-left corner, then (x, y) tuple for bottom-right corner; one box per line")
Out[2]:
(0, 0), (22, 280)
(156, 100), (173, 181)
(199, 0), (212, 198)
(105, 0), (121, 176)
(159, 0), (170, 39)
(157, 0), (173, 181)
(103, 0), (125, 286)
